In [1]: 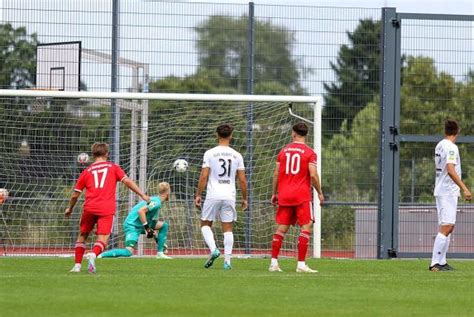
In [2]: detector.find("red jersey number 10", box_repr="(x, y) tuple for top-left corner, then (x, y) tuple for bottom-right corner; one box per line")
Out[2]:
(285, 153), (301, 175)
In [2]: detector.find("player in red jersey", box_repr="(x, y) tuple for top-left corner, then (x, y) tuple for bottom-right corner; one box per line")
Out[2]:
(65, 142), (150, 273)
(269, 122), (324, 273)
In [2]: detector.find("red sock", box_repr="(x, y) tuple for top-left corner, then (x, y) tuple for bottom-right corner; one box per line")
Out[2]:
(297, 230), (311, 261)
(92, 241), (106, 257)
(74, 242), (86, 264)
(271, 232), (285, 259)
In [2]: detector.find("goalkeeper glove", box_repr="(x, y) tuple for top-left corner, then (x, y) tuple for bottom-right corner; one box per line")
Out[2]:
(143, 223), (155, 239)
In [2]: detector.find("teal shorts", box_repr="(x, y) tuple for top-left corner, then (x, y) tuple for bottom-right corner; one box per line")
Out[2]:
(123, 222), (156, 248)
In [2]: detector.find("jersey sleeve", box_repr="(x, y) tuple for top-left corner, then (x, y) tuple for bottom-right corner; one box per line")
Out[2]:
(276, 149), (283, 164)
(74, 170), (87, 192)
(308, 150), (317, 167)
(202, 151), (210, 168)
(446, 145), (459, 165)
(237, 153), (245, 170)
(115, 164), (127, 181)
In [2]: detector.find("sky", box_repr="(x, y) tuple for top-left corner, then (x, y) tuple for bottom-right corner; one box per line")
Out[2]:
(172, 0), (473, 14)
(1, 0), (473, 94)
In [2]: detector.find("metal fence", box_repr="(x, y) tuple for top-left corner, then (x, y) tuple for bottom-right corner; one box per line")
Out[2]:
(379, 9), (474, 258)
(0, 1), (473, 258)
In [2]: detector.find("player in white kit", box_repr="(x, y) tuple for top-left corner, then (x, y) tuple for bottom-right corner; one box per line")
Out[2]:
(195, 124), (248, 270)
(430, 120), (471, 272)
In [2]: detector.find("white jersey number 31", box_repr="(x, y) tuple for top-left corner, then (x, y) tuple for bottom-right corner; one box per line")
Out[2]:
(218, 158), (232, 177)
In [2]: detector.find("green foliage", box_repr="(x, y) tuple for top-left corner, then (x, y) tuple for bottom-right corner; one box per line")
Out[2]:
(321, 205), (355, 250)
(324, 99), (379, 202)
(195, 15), (306, 94)
(323, 19), (381, 134)
(253, 81), (292, 95)
(397, 56), (474, 202)
(0, 23), (37, 88)
(149, 69), (237, 94)
(324, 55), (474, 203)
(400, 56), (467, 135)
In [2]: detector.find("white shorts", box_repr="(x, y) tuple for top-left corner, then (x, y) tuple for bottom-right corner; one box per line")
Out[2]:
(435, 195), (458, 225)
(201, 199), (236, 223)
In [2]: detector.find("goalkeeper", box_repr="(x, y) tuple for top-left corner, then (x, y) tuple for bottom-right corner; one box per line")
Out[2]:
(99, 182), (172, 259)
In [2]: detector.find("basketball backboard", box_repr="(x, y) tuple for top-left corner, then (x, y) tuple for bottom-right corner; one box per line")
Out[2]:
(36, 41), (81, 91)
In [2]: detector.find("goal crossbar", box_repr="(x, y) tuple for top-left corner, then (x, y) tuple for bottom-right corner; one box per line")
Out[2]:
(0, 89), (322, 103)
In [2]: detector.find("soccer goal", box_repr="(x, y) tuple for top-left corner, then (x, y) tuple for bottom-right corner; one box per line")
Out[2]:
(0, 89), (322, 258)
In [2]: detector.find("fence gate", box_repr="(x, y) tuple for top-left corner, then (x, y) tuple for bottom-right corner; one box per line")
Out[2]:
(379, 8), (474, 259)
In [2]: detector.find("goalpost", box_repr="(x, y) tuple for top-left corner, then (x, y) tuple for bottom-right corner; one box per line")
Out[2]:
(0, 89), (322, 258)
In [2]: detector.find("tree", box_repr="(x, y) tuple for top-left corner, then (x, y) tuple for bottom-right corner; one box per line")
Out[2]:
(323, 19), (381, 134)
(324, 56), (474, 202)
(195, 15), (306, 94)
(323, 99), (380, 202)
(0, 23), (37, 89)
(149, 69), (236, 94)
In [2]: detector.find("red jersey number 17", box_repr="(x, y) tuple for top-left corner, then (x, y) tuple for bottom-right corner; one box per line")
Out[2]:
(92, 168), (108, 188)
(285, 153), (301, 175)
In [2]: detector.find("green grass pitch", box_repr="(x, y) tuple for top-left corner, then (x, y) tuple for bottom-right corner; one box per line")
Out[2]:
(1, 257), (473, 317)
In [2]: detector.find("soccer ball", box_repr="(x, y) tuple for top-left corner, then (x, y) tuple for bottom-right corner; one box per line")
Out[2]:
(77, 152), (90, 165)
(0, 188), (9, 204)
(173, 159), (188, 173)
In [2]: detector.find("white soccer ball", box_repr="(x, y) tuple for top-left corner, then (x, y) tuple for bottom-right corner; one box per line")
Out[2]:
(77, 152), (90, 165)
(0, 188), (9, 204)
(173, 159), (188, 173)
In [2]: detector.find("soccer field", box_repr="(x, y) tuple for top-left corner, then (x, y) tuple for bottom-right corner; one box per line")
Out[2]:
(0, 258), (473, 317)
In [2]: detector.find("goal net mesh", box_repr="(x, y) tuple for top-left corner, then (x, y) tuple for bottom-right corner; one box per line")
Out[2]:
(0, 95), (315, 257)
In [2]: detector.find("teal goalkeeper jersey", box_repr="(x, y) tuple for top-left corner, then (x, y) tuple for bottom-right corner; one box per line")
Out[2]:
(124, 196), (162, 229)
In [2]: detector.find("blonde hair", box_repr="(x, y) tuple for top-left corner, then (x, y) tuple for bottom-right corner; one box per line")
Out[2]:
(158, 182), (170, 195)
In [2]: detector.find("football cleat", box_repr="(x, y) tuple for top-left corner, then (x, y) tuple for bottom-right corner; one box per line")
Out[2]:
(86, 253), (97, 274)
(296, 265), (318, 273)
(429, 263), (447, 272)
(223, 262), (232, 270)
(69, 264), (81, 273)
(204, 249), (220, 268)
(156, 252), (172, 259)
(442, 263), (454, 271)
(268, 264), (283, 272)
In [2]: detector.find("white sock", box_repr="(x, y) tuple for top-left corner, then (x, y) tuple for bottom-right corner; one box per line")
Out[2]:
(223, 231), (233, 263)
(297, 261), (306, 269)
(271, 258), (278, 266)
(73, 263), (81, 268)
(201, 226), (217, 252)
(440, 234), (451, 265)
(431, 232), (448, 267)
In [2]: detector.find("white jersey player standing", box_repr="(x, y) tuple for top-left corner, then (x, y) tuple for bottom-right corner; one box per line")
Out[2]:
(430, 119), (471, 272)
(195, 123), (248, 270)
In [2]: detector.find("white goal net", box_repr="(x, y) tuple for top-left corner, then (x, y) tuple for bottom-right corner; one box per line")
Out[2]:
(0, 90), (321, 258)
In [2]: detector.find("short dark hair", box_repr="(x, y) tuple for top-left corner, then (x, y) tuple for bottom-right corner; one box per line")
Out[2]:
(216, 124), (233, 138)
(91, 142), (109, 158)
(445, 119), (460, 136)
(292, 122), (309, 137)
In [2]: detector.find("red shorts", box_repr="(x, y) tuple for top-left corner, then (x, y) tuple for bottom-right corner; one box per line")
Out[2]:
(79, 213), (114, 235)
(276, 201), (313, 226)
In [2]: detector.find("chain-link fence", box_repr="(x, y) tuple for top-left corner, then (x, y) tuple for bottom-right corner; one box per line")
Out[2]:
(1, 1), (473, 258)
